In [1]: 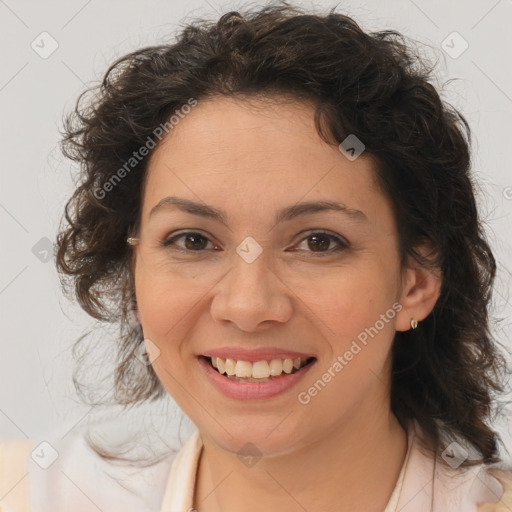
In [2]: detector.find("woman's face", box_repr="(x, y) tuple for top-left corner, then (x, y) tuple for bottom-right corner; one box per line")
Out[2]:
(133, 95), (426, 456)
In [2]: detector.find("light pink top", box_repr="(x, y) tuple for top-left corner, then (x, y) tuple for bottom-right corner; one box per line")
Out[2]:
(0, 421), (507, 512)
(159, 422), (504, 512)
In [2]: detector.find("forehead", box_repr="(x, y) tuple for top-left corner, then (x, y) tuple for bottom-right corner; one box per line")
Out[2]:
(141, 96), (390, 227)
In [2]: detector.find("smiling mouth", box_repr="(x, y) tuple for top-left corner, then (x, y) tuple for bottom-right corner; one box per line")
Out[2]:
(199, 355), (317, 383)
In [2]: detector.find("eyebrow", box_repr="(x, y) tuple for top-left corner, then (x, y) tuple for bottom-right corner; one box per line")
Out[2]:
(149, 196), (367, 224)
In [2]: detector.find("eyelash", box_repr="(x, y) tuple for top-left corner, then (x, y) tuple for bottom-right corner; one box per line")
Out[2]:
(161, 230), (348, 256)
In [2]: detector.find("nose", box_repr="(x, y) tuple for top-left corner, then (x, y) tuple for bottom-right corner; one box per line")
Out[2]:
(210, 252), (293, 332)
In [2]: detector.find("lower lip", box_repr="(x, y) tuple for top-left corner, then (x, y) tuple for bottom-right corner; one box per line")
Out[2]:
(197, 356), (316, 400)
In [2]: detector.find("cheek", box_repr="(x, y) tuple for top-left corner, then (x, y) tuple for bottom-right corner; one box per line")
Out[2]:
(134, 269), (201, 404)
(294, 268), (398, 417)
(134, 264), (206, 351)
(288, 260), (398, 341)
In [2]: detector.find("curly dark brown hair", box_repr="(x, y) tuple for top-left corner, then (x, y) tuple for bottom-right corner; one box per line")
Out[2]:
(56, 1), (510, 467)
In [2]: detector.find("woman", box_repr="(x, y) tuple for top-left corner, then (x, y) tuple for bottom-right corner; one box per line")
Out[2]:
(1, 3), (511, 511)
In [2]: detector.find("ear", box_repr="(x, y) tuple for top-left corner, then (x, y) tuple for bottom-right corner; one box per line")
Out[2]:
(395, 245), (442, 332)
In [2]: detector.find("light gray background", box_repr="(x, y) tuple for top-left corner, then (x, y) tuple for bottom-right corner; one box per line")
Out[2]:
(1, 0), (511, 461)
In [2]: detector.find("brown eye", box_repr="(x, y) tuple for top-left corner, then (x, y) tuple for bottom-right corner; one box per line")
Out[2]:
(290, 231), (348, 256)
(307, 234), (331, 251)
(183, 234), (208, 250)
(162, 231), (217, 252)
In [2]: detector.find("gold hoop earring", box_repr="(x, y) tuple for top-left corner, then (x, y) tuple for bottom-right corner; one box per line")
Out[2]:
(127, 237), (140, 246)
(410, 318), (418, 330)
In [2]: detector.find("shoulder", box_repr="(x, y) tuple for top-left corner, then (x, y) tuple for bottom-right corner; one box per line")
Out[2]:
(0, 438), (35, 512)
(26, 426), (179, 512)
(478, 468), (512, 512)
(1, 422), (183, 512)
(436, 462), (512, 511)
(403, 422), (512, 511)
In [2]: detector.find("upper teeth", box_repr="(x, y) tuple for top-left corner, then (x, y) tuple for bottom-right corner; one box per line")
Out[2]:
(211, 357), (307, 378)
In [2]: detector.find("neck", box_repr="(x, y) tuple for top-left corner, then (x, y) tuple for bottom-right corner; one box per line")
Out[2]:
(194, 399), (408, 512)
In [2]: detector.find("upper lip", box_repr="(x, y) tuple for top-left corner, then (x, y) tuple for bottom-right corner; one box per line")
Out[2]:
(200, 347), (316, 363)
